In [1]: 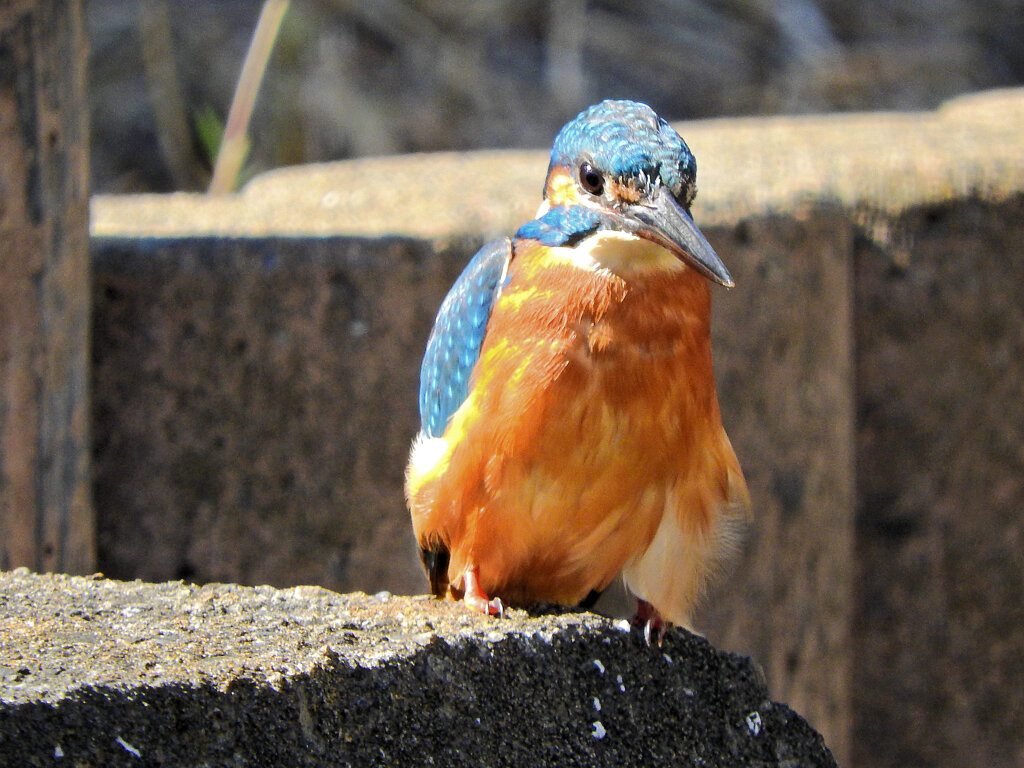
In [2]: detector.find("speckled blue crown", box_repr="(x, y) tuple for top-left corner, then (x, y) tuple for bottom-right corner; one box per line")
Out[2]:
(549, 100), (697, 202)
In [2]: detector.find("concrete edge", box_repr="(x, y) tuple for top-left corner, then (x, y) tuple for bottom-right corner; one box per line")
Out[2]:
(0, 570), (838, 767)
(90, 88), (1024, 241)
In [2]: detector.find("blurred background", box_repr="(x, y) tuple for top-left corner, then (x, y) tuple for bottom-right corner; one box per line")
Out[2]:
(89, 0), (1024, 194)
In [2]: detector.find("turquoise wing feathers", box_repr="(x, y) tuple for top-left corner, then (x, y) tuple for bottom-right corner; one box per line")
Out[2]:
(418, 238), (511, 438)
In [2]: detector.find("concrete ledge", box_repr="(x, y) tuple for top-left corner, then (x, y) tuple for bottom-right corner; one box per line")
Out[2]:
(90, 88), (1024, 240)
(0, 570), (835, 766)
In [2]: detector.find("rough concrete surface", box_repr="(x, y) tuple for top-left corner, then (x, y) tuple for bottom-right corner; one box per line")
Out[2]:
(0, 570), (836, 767)
(90, 88), (1024, 240)
(853, 196), (1024, 768)
(89, 235), (445, 594)
(81, 89), (1024, 768)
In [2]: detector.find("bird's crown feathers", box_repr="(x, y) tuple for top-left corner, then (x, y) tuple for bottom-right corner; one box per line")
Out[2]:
(548, 99), (697, 205)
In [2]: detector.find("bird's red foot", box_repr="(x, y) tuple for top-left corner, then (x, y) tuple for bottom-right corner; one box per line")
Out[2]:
(458, 566), (504, 617)
(633, 599), (668, 646)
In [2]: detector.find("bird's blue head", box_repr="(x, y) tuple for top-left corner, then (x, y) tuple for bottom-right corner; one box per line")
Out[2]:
(549, 99), (698, 208)
(516, 99), (732, 287)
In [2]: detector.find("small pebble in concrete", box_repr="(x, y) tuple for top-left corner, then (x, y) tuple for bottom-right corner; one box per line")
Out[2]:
(116, 736), (141, 757)
(746, 711), (763, 736)
(592, 721), (607, 740)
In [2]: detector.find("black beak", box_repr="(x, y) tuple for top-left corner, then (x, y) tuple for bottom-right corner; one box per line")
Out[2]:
(618, 187), (733, 288)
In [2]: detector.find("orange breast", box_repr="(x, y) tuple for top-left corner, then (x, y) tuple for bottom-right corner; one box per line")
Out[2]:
(409, 243), (731, 606)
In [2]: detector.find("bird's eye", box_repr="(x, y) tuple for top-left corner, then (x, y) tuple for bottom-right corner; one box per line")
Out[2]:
(579, 163), (604, 196)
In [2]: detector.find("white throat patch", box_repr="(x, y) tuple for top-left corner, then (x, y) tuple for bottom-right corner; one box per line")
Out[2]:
(556, 229), (685, 276)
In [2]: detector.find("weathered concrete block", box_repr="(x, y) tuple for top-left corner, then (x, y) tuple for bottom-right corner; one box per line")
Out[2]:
(853, 195), (1024, 768)
(90, 235), (465, 594)
(698, 209), (855, 764)
(0, 570), (837, 767)
(82, 88), (1024, 768)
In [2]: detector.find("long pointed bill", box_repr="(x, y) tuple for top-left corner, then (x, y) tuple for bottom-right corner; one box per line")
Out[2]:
(621, 187), (734, 287)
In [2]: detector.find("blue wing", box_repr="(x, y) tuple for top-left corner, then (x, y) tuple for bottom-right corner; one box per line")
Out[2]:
(419, 237), (512, 438)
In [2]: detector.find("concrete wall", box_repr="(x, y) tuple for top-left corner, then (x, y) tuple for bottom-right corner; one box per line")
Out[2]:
(86, 89), (1024, 767)
(853, 196), (1024, 768)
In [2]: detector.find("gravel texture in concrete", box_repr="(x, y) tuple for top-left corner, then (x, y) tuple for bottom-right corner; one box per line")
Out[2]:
(0, 570), (836, 767)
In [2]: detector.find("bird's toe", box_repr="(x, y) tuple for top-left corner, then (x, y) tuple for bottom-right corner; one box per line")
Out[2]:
(459, 566), (505, 617)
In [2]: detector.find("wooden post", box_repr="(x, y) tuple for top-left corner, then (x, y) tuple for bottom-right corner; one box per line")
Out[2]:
(0, 0), (93, 573)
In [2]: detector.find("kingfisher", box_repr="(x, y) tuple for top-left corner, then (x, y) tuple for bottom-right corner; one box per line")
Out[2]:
(406, 100), (750, 641)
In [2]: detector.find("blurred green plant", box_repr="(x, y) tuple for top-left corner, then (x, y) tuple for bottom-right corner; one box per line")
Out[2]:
(193, 105), (224, 170)
(194, 104), (263, 191)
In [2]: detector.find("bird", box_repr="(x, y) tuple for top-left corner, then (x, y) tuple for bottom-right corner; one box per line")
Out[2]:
(406, 99), (749, 642)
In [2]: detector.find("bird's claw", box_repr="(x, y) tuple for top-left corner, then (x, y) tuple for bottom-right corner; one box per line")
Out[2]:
(489, 596), (506, 617)
(465, 593), (504, 617)
(459, 566), (505, 617)
(634, 599), (668, 646)
(643, 617), (666, 647)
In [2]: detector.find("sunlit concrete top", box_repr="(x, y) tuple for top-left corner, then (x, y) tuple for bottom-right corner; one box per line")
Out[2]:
(91, 88), (1024, 240)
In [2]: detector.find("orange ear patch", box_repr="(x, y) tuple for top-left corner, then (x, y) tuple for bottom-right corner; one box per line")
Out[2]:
(609, 178), (643, 203)
(545, 167), (580, 207)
